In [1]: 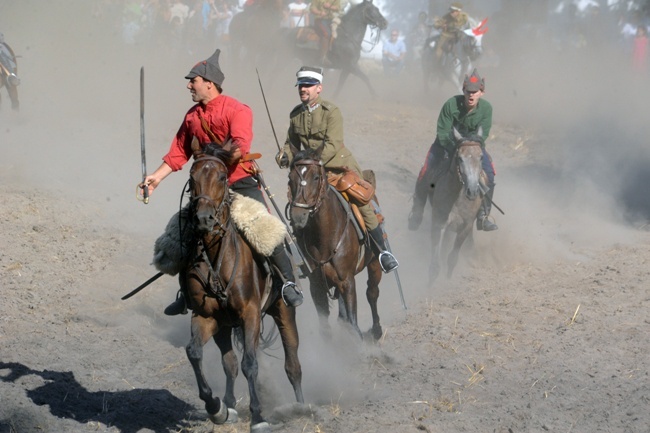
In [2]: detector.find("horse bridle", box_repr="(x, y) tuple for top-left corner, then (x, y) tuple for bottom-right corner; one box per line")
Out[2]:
(289, 159), (328, 215)
(337, 3), (384, 54)
(453, 141), (482, 186)
(289, 158), (353, 272)
(189, 154), (231, 236)
(188, 153), (240, 302)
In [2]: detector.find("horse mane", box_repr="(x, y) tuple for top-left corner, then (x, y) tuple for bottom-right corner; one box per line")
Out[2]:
(457, 133), (484, 147)
(292, 147), (321, 166)
(201, 142), (239, 166)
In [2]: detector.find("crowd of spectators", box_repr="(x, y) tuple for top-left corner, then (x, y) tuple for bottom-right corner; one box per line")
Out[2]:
(89, 1), (649, 75)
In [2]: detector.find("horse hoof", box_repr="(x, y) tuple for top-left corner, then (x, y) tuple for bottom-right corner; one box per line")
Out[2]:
(250, 421), (271, 433)
(209, 403), (238, 425)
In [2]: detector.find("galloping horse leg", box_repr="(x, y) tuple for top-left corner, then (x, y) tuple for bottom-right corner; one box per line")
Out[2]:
(429, 215), (446, 284)
(309, 271), (333, 340)
(239, 306), (269, 430)
(7, 84), (19, 112)
(213, 327), (238, 410)
(365, 259), (383, 341)
(447, 223), (473, 279)
(338, 276), (362, 338)
(333, 70), (351, 99)
(269, 302), (304, 403)
(186, 316), (234, 424)
(346, 65), (377, 99)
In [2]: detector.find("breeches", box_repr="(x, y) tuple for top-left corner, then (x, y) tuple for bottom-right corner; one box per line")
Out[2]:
(314, 19), (332, 39)
(231, 176), (265, 204)
(359, 203), (379, 231)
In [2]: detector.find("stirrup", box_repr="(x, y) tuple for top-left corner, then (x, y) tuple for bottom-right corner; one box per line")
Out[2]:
(281, 282), (303, 307)
(378, 251), (399, 273)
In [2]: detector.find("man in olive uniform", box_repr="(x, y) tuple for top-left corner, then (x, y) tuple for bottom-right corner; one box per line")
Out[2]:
(276, 66), (399, 273)
(409, 68), (498, 232)
(433, 2), (469, 61)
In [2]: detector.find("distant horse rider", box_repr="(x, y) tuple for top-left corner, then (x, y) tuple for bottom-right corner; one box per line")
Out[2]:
(0, 32), (20, 111)
(409, 68), (498, 232)
(310, 0), (342, 63)
(140, 48), (304, 315)
(276, 66), (399, 273)
(433, 2), (469, 62)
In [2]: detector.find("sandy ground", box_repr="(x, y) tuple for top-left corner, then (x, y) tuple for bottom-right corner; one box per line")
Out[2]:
(1, 2), (649, 433)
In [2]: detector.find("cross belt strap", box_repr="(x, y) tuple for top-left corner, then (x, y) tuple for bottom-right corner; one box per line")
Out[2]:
(198, 112), (261, 174)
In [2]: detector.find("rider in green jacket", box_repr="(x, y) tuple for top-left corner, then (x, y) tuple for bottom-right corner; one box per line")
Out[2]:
(409, 68), (498, 232)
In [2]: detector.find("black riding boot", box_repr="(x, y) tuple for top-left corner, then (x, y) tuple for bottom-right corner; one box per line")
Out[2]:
(164, 273), (188, 316)
(369, 226), (399, 273)
(476, 186), (498, 231)
(270, 246), (303, 307)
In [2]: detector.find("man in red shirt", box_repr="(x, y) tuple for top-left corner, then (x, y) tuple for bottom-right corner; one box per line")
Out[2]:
(142, 48), (303, 315)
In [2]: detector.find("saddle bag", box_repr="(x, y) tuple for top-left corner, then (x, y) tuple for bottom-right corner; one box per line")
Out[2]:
(330, 169), (375, 206)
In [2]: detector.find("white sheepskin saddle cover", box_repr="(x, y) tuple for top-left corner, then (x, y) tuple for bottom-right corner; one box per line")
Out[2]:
(152, 193), (287, 276)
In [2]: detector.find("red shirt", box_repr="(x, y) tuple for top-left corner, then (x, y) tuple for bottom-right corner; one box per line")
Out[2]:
(163, 94), (254, 185)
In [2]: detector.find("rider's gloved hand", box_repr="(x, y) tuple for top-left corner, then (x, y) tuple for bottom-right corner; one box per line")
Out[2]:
(276, 151), (289, 169)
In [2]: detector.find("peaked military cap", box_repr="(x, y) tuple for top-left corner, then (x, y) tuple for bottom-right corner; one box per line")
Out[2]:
(463, 69), (484, 92)
(295, 66), (323, 86)
(450, 2), (463, 11)
(185, 48), (225, 86)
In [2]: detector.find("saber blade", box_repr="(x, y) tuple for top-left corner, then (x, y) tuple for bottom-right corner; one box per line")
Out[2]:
(140, 66), (149, 204)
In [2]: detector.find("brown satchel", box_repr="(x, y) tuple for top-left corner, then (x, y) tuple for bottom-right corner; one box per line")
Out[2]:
(331, 169), (375, 206)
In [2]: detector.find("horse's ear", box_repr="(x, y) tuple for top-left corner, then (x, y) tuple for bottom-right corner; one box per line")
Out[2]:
(315, 142), (325, 160)
(452, 127), (462, 142)
(191, 136), (202, 157)
(289, 142), (300, 158)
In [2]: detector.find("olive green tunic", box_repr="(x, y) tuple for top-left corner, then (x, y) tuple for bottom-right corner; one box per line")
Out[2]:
(282, 96), (378, 230)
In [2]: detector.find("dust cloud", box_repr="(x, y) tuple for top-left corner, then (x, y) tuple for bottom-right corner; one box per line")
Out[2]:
(1, 0), (649, 412)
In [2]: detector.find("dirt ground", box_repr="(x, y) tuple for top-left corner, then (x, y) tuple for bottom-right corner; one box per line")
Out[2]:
(1, 3), (649, 433)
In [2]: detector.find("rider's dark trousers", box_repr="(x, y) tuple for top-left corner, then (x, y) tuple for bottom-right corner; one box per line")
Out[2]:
(414, 138), (495, 205)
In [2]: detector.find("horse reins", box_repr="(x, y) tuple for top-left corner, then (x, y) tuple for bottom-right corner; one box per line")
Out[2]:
(188, 154), (241, 302)
(336, 5), (383, 54)
(454, 141), (482, 186)
(289, 158), (352, 269)
(290, 159), (328, 215)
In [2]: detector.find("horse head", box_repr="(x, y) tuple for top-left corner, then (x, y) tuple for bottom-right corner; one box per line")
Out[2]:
(452, 127), (484, 200)
(189, 139), (234, 234)
(288, 144), (327, 231)
(358, 0), (388, 31)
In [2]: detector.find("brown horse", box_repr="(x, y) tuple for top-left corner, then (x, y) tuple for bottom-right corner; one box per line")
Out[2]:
(287, 145), (384, 340)
(429, 128), (485, 282)
(182, 141), (303, 432)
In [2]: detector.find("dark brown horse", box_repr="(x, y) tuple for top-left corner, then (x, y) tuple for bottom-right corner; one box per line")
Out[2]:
(429, 128), (484, 282)
(287, 145), (383, 340)
(182, 141), (303, 433)
(270, 0), (388, 98)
